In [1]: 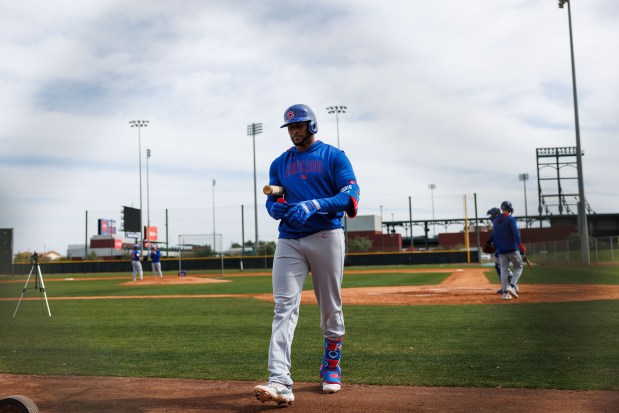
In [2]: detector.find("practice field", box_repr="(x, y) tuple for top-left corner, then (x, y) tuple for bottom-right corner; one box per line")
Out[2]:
(1, 264), (618, 412)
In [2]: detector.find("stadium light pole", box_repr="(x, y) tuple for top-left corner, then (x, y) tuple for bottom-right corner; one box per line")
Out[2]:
(326, 105), (349, 250)
(558, 0), (590, 265)
(130, 120), (149, 257)
(247, 123), (263, 255)
(428, 184), (436, 237)
(146, 148), (151, 248)
(212, 179), (216, 256)
(326, 106), (347, 149)
(518, 173), (529, 227)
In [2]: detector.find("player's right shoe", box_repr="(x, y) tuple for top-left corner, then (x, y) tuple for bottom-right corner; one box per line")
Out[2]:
(254, 382), (294, 406)
(507, 284), (519, 299)
(502, 292), (512, 300)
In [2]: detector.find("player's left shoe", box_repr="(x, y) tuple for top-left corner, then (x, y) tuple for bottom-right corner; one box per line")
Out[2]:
(320, 337), (343, 394)
(322, 368), (341, 393)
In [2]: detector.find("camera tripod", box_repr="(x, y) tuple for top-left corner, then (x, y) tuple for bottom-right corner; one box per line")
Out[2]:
(13, 258), (52, 318)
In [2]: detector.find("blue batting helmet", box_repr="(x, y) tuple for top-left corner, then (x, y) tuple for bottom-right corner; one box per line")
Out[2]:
(486, 207), (500, 218)
(500, 201), (513, 213)
(280, 104), (318, 135)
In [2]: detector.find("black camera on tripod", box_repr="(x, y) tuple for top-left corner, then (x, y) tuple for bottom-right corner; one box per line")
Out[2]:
(30, 252), (39, 264)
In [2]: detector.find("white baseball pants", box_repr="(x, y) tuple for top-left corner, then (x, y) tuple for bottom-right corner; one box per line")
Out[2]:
(267, 228), (346, 386)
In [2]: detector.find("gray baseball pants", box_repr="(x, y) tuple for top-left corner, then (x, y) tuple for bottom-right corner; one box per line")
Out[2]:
(499, 251), (523, 291)
(267, 228), (346, 387)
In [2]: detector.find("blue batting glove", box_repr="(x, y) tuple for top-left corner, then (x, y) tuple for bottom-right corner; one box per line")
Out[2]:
(284, 200), (320, 228)
(269, 201), (289, 220)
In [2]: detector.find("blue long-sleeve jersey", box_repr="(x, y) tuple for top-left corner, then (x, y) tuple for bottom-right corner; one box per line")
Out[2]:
(266, 140), (360, 239)
(150, 249), (161, 263)
(491, 213), (521, 254)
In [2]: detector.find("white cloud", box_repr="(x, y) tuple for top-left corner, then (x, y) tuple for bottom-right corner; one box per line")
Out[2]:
(1, 0), (617, 254)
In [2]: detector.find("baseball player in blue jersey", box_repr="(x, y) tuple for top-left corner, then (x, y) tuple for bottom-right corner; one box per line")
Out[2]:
(491, 201), (524, 300)
(485, 207), (514, 294)
(150, 246), (163, 278)
(254, 104), (360, 406)
(130, 245), (143, 281)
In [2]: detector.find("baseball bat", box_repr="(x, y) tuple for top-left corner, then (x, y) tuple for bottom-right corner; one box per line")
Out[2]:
(263, 185), (285, 195)
(523, 255), (533, 268)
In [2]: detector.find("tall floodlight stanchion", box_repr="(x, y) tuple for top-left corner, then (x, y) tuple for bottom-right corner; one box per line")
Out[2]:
(212, 179), (216, 255)
(326, 105), (349, 250)
(408, 196), (414, 251)
(428, 184), (436, 237)
(247, 123), (263, 256)
(240, 205), (245, 271)
(518, 173), (529, 228)
(130, 120), (149, 257)
(326, 106), (347, 149)
(558, 0), (590, 265)
(146, 148), (151, 248)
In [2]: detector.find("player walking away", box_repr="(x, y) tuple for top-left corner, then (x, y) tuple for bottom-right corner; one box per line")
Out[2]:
(254, 104), (360, 406)
(484, 207), (513, 294)
(491, 201), (524, 300)
(130, 245), (143, 281)
(150, 246), (163, 279)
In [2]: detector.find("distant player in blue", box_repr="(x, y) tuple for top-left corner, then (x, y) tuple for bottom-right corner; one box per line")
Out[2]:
(491, 201), (524, 300)
(486, 207), (513, 294)
(149, 246), (163, 279)
(130, 244), (143, 281)
(254, 104), (360, 406)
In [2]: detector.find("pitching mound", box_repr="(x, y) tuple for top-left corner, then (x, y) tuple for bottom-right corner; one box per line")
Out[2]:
(252, 268), (619, 306)
(118, 275), (230, 286)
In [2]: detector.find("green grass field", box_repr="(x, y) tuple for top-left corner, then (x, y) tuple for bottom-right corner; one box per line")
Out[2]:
(1, 264), (617, 391)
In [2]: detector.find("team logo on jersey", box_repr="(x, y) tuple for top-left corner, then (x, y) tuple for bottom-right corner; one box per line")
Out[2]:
(285, 159), (323, 177)
(287, 110), (294, 119)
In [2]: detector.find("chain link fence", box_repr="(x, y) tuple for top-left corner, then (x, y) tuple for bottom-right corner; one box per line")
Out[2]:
(526, 236), (618, 265)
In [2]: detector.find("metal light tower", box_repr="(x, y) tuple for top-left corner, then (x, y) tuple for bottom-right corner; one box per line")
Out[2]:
(558, 0), (590, 264)
(326, 106), (347, 148)
(129, 120), (149, 256)
(247, 122), (263, 255)
(428, 184), (436, 237)
(146, 148), (151, 248)
(518, 173), (529, 227)
(212, 179), (216, 255)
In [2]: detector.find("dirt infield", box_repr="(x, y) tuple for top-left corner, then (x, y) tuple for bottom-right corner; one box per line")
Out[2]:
(2, 374), (618, 413)
(6, 267), (619, 305)
(1, 268), (618, 412)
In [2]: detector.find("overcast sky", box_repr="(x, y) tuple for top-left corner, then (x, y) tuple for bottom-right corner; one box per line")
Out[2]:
(1, 0), (618, 255)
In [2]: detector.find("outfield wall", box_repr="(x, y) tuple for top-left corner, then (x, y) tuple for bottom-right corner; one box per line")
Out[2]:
(8, 250), (479, 275)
